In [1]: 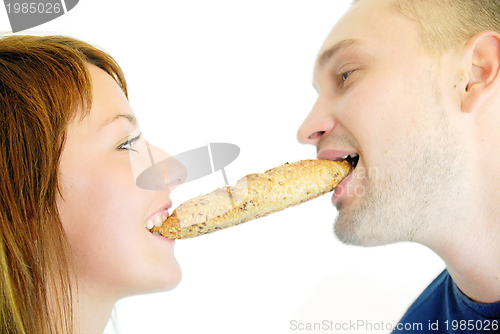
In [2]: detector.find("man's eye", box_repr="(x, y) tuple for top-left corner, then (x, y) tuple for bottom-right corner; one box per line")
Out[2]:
(340, 70), (354, 84)
(118, 133), (142, 152)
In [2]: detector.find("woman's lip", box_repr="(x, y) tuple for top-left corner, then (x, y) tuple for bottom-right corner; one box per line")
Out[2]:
(151, 231), (175, 242)
(145, 200), (172, 228)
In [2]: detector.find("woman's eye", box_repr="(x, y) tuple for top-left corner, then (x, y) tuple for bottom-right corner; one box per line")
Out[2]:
(118, 133), (142, 152)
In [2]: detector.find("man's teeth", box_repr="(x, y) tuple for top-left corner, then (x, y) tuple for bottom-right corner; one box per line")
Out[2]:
(145, 211), (169, 230)
(336, 153), (359, 160)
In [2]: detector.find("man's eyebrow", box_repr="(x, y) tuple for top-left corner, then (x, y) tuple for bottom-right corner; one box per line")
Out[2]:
(99, 113), (137, 130)
(317, 39), (363, 68)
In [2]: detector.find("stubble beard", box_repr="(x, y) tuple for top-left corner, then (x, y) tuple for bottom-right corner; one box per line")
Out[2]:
(333, 88), (468, 247)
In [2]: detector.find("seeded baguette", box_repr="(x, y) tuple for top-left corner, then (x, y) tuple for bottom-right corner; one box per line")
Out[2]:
(151, 159), (352, 239)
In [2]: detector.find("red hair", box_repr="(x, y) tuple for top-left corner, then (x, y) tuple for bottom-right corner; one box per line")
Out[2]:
(0, 35), (127, 333)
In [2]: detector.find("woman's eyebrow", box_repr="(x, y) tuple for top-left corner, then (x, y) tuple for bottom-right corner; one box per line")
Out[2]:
(99, 114), (137, 130)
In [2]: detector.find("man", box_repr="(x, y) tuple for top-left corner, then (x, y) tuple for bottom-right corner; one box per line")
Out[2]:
(297, 0), (500, 331)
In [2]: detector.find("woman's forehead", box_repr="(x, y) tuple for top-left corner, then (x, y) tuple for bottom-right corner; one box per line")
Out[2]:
(82, 64), (134, 129)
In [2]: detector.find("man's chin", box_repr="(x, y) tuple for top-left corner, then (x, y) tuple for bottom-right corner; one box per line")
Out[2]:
(333, 213), (400, 247)
(333, 214), (363, 246)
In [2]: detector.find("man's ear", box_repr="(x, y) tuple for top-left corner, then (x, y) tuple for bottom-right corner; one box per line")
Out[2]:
(461, 31), (500, 114)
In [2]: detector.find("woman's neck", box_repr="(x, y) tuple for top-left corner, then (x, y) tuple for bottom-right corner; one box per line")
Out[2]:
(72, 283), (117, 334)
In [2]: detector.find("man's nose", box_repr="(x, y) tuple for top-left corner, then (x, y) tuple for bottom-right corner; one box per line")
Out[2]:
(297, 96), (336, 146)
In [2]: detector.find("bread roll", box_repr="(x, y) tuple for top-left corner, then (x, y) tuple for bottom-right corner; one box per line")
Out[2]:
(151, 159), (352, 239)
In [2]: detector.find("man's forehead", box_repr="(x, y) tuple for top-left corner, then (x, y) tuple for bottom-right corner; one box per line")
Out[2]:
(315, 0), (409, 65)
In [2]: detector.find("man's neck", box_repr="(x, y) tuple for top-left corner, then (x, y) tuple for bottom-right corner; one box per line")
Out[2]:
(433, 198), (500, 303)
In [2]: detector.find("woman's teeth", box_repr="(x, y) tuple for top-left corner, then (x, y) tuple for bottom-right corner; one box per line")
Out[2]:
(145, 210), (169, 230)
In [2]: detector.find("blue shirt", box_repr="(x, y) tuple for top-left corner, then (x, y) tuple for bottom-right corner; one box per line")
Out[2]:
(393, 269), (500, 333)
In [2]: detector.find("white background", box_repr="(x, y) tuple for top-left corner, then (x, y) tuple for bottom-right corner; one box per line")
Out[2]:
(1, 1), (445, 333)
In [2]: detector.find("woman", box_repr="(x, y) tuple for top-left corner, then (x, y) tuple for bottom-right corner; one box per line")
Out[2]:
(0, 35), (184, 333)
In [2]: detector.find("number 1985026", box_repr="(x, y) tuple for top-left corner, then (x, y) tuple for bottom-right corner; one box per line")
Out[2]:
(6, 3), (62, 14)
(444, 319), (498, 331)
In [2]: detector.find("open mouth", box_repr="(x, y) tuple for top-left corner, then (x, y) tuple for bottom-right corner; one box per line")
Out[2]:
(334, 153), (359, 169)
(145, 209), (169, 232)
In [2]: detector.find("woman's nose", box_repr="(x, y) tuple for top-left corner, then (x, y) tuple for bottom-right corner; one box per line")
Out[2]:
(297, 96), (336, 146)
(136, 142), (187, 191)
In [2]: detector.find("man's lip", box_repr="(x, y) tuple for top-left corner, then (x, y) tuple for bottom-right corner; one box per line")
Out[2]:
(332, 171), (354, 206)
(317, 149), (358, 161)
(317, 149), (360, 206)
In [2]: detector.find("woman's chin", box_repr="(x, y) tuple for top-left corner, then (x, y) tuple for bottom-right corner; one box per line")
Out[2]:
(149, 261), (182, 294)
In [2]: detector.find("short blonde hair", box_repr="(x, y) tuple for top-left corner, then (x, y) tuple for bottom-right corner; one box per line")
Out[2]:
(353, 0), (500, 55)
